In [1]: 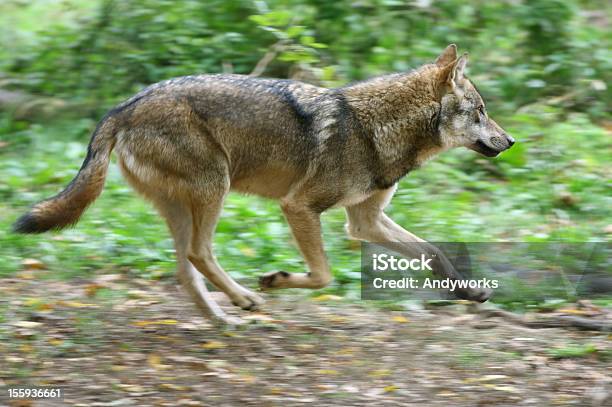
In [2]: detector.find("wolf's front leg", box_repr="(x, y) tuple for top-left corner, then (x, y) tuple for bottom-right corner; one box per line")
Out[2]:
(259, 201), (332, 290)
(345, 188), (491, 302)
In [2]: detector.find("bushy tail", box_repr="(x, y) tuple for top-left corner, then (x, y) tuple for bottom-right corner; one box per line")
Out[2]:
(13, 119), (117, 233)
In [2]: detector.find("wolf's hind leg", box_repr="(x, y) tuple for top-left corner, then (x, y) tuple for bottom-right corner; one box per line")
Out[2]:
(260, 201), (332, 290)
(187, 186), (264, 311)
(155, 198), (245, 325)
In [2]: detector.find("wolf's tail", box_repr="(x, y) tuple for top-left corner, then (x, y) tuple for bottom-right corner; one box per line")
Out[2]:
(13, 117), (118, 233)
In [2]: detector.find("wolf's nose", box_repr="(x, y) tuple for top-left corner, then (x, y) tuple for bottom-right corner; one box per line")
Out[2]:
(505, 135), (515, 147)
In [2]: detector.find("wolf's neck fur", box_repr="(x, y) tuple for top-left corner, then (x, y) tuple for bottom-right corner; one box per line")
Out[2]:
(342, 67), (444, 187)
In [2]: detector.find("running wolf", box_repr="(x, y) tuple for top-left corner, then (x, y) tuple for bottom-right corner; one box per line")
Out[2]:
(13, 44), (515, 324)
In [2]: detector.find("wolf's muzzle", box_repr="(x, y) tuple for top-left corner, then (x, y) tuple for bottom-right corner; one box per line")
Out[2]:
(469, 140), (501, 157)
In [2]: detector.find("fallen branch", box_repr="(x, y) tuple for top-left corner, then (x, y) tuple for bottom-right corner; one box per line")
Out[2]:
(477, 308), (611, 332)
(250, 40), (288, 77)
(0, 88), (88, 121)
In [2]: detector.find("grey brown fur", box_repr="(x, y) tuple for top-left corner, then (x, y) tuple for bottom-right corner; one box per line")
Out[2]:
(13, 45), (515, 324)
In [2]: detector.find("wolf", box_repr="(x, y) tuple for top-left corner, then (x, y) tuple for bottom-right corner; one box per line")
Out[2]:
(13, 44), (514, 324)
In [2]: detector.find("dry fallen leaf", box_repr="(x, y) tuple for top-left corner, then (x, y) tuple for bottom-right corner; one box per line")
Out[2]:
(57, 301), (99, 308)
(117, 383), (145, 393)
(316, 369), (339, 375)
(38, 303), (54, 311)
(392, 315), (410, 323)
(201, 340), (227, 350)
(312, 294), (343, 301)
(242, 313), (276, 322)
(16, 271), (36, 280)
(158, 383), (188, 391)
(557, 308), (599, 316)
(483, 384), (519, 393)
(369, 369), (391, 378)
(127, 289), (149, 299)
(13, 321), (42, 329)
(464, 374), (509, 383)
(21, 258), (46, 270)
(326, 315), (349, 323)
(24, 298), (41, 307)
(19, 344), (34, 353)
(6, 356), (25, 363)
(85, 283), (105, 297)
(176, 399), (201, 406)
(148, 353), (171, 370)
(166, 355), (209, 371)
(133, 319), (178, 327)
(238, 375), (256, 384)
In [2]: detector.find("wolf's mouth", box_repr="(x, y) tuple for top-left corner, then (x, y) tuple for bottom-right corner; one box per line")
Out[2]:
(468, 140), (500, 157)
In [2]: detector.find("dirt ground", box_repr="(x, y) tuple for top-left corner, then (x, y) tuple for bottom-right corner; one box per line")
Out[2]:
(0, 272), (610, 407)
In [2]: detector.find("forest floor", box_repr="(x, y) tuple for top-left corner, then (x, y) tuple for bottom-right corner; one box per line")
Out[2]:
(0, 271), (610, 407)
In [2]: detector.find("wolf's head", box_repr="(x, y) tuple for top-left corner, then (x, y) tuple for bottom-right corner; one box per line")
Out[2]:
(433, 44), (514, 157)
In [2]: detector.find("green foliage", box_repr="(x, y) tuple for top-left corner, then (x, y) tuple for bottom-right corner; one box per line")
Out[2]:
(1, 0), (610, 116)
(547, 344), (598, 359)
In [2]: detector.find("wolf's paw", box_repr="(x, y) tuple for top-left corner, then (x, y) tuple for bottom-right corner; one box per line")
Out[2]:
(454, 286), (492, 303)
(259, 270), (290, 290)
(214, 314), (247, 326)
(231, 294), (263, 311)
(241, 289), (266, 306)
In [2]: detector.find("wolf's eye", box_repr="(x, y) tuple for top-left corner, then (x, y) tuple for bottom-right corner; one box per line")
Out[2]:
(475, 105), (486, 122)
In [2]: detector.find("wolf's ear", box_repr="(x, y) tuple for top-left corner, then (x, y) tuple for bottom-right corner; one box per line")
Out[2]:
(435, 44), (457, 66)
(438, 53), (468, 93)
